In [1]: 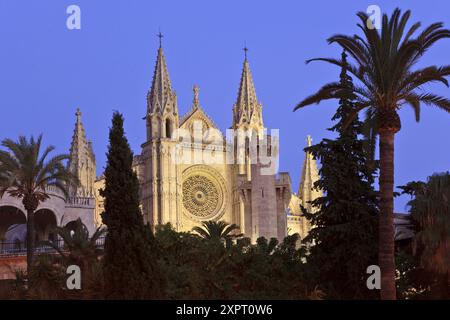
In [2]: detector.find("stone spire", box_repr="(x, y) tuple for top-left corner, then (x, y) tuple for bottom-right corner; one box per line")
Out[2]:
(298, 135), (322, 211)
(147, 45), (176, 115)
(68, 108), (96, 197)
(233, 52), (263, 130)
(145, 39), (179, 141)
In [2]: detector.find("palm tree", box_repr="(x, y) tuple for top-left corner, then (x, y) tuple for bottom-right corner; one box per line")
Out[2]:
(0, 135), (77, 271)
(294, 9), (450, 299)
(406, 173), (450, 279)
(44, 218), (106, 298)
(45, 218), (105, 266)
(192, 221), (242, 243)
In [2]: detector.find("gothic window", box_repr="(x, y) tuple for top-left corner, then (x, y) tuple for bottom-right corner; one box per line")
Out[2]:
(165, 118), (172, 139)
(182, 175), (220, 218)
(181, 166), (227, 221)
(257, 135), (260, 156)
(245, 137), (250, 156)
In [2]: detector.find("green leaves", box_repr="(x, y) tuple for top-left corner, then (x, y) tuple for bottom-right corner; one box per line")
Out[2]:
(101, 112), (165, 299)
(406, 173), (450, 276)
(0, 134), (76, 202)
(295, 7), (450, 132)
(298, 51), (379, 299)
(192, 220), (242, 243)
(156, 223), (310, 299)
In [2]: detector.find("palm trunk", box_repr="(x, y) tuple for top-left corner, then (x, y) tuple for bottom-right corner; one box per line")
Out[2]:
(26, 209), (35, 273)
(378, 129), (397, 300)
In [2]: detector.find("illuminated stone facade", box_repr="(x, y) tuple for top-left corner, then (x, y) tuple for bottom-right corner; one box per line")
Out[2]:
(93, 45), (321, 241)
(0, 44), (321, 244)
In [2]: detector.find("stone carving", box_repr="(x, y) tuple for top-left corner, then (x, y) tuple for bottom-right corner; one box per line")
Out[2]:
(181, 166), (227, 221)
(182, 175), (219, 218)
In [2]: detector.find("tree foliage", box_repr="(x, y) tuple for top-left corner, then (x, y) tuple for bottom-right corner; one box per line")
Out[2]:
(155, 224), (315, 299)
(192, 220), (242, 248)
(301, 51), (379, 299)
(396, 173), (450, 299)
(294, 7), (450, 300)
(0, 134), (77, 270)
(100, 112), (164, 299)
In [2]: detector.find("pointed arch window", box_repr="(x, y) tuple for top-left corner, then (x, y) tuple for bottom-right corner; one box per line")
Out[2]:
(165, 118), (172, 139)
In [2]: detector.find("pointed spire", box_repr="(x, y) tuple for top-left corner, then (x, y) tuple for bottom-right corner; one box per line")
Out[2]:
(233, 51), (263, 130)
(68, 108), (96, 197)
(70, 108), (88, 159)
(147, 42), (175, 115)
(298, 135), (322, 209)
(236, 57), (258, 110)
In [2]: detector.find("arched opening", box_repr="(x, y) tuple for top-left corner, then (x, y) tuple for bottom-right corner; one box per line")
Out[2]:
(165, 118), (172, 139)
(35, 209), (57, 242)
(0, 205), (26, 251)
(245, 136), (250, 157)
(256, 134), (260, 159)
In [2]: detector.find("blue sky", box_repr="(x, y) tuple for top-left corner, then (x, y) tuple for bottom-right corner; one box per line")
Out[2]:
(0, 0), (449, 212)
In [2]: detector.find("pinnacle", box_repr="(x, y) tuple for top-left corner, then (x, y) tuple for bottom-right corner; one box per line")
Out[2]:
(148, 46), (174, 114)
(298, 135), (320, 199)
(236, 59), (258, 108)
(233, 57), (263, 129)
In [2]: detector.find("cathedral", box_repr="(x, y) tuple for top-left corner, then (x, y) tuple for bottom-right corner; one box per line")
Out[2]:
(0, 42), (321, 246)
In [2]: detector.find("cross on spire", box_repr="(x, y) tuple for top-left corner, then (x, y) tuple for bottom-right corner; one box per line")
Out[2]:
(157, 30), (164, 48)
(243, 44), (249, 60)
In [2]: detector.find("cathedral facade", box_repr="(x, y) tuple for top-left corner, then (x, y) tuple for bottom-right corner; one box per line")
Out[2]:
(134, 45), (294, 241)
(114, 44), (321, 241)
(0, 44), (321, 247)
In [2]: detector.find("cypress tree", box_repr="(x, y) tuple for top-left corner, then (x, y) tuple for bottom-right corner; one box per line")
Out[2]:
(302, 51), (379, 299)
(100, 112), (164, 299)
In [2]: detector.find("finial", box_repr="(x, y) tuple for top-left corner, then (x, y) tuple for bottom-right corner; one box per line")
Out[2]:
(157, 29), (164, 48)
(307, 135), (312, 147)
(243, 43), (248, 60)
(193, 85), (199, 108)
(76, 108), (82, 120)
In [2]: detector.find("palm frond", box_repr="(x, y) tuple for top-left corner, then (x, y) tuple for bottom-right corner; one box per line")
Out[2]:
(294, 82), (343, 111)
(415, 93), (450, 113)
(0, 135), (76, 201)
(294, 7), (450, 132)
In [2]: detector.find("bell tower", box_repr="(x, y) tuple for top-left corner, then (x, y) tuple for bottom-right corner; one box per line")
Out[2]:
(232, 49), (289, 242)
(141, 33), (181, 227)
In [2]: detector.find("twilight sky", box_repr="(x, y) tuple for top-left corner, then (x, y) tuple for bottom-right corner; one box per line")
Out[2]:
(0, 0), (449, 212)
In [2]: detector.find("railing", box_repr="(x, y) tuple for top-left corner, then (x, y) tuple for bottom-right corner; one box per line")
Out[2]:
(0, 187), (95, 206)
(66, 197), (94, 206)
(0, 236), (105, 257)
(43, 186), (66, 197)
